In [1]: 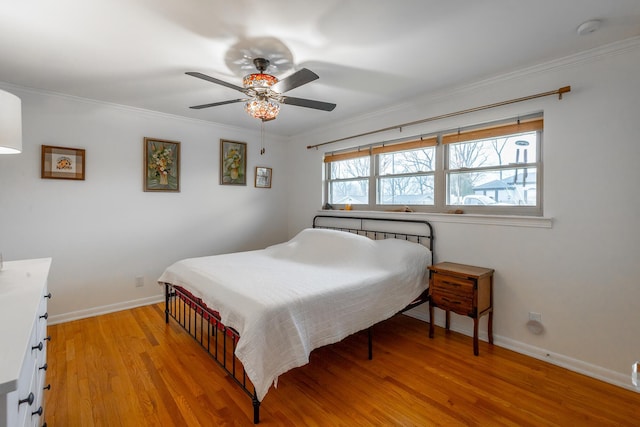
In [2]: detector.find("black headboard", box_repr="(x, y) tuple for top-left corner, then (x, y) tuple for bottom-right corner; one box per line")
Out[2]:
(312, 215), (434, 258)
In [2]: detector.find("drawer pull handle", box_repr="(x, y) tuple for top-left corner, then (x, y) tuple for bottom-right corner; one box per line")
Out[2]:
(32, 342), (43, 351)
(39, 363), (48, 371)
(43, 384), (51, 391)
(442, 281), (461, 287)
(32, 406), (43, 416)
(18, 392), (35, 406)
(39, 312), (48, 320)
(44, 292), (52, 299)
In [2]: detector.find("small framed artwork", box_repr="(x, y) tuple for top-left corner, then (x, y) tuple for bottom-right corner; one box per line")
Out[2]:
(144, 137), (180, 192)
(41, 145), (86, 180)
(255, 167), (272, 188)
(220, 139), (247, 185)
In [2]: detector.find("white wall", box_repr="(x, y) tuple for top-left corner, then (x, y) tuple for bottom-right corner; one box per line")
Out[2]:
(287, 38), (640, 390)
(0, 87), (290, 320)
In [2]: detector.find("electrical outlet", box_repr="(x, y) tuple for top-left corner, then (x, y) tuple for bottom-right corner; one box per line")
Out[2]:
(529, 312), (542, 322)
(135, 276), (144, 287)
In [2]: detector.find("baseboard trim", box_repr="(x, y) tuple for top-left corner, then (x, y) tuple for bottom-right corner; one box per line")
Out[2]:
(49, 295), (164, 325)
(495, 335), (637, 393)
(404, 311), (638, 393)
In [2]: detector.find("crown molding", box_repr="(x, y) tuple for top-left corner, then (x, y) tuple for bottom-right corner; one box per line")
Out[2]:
(293, 36), (640, 143)
(0, 80), (269, 139)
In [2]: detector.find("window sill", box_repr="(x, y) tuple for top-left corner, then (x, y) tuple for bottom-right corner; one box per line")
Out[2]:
(316, 209), (553, 229)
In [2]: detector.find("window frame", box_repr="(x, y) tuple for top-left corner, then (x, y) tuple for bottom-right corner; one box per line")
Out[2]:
(323, 115), (543, 216)
(375, 147), (436, 206)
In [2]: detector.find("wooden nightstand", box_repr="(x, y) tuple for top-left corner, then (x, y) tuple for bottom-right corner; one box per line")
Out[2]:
(428, 262), (494, 356)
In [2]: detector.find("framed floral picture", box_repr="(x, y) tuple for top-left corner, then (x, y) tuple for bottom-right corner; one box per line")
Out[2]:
(220, 139), (247, 185)
(144, 137), (180, 192)
(41, 145), (86, 180)
(255, 167), (272, 188)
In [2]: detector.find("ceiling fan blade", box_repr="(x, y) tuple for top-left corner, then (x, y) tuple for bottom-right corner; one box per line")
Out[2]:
(189, 99), (249, 109)
(271, 68), (319, 93)
(281, 96), (336, 111)
(186, 72), (247, 93)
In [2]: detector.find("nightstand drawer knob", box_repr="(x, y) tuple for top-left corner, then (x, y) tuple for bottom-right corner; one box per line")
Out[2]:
(39, 312), (48, 320)
(43, 384), (51, 391)
(44, 292), (52, 299)
(18, 392), (34, 406)
(39, 363), (48, 371)
(32, 342), (43, 351)
(32, 406), (43, 416)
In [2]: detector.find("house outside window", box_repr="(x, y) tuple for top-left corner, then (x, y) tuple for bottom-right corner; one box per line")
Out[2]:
(324, 114), (542, 216)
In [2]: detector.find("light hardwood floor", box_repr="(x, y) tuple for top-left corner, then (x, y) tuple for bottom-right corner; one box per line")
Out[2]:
(45, 303), (640, 426)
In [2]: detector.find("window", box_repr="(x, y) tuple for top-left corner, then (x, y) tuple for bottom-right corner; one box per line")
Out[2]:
(324, 115), (542, 215)
(327, 155), (370, 205)
(377, 145), (435, 206)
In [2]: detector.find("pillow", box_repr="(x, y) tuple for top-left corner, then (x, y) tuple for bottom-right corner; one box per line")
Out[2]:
(264, 228), (378, 268)
(371, 237), (431, 270)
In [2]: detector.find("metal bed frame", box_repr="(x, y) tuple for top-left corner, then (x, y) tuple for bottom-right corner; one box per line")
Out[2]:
(163, 215), (434, 424)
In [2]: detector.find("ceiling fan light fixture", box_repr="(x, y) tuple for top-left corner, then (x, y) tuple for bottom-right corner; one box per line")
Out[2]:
(243, 71), (280, 120)
(244, 97), (280, 121)
(243, 73), (278, 89)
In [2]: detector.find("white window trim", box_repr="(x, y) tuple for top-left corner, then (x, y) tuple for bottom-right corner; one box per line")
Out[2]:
(316, 209), (553, 229)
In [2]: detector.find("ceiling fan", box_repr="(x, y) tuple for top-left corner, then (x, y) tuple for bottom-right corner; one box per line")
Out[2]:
(186, 58), (336, 122)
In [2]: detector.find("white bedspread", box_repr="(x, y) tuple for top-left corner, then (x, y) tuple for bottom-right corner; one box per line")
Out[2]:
(158, 228), (430, 401)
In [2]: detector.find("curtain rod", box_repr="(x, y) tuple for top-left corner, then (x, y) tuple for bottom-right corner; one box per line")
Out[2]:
(307, 85), (571, 150)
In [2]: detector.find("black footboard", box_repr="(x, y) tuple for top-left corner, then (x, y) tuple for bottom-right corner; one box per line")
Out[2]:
(164, 283), (261, 424)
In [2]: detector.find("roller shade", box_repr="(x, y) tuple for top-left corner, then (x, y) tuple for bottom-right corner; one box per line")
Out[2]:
(371, 137), (437, 155)
(442, 118), (543, 145)
(324, 136), (437, 163)
(323, 148), (371, 163)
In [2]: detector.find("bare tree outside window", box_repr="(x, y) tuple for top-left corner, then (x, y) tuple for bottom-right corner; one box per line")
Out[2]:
(378, 148), (435, 205)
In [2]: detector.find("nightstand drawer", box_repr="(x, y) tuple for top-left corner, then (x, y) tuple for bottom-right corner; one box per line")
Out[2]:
(432, 275), (474, 296)
(430, 274), (475, 313)
(431, 291), (473, 314)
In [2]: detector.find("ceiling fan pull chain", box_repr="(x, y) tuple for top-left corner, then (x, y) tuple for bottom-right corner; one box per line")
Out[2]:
(260, 120), (266, 155)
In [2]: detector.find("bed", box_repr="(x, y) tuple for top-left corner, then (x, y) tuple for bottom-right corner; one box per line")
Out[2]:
(158, 215), (434, 423)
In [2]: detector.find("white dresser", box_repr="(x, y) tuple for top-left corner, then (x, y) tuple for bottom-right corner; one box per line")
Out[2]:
(0, 258), (52, 427)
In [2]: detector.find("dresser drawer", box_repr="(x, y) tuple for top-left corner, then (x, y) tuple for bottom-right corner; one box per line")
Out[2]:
(13, 324), (39, 427)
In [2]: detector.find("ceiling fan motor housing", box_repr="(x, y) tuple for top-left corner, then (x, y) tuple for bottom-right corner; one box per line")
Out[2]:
(253, 57), (270, 72)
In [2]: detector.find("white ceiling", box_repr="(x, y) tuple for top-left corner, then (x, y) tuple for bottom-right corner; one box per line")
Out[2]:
(1, 1), (639, 138)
